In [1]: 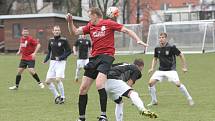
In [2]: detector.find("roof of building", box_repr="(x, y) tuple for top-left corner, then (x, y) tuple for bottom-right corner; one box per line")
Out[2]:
(0, 13), (89, 21)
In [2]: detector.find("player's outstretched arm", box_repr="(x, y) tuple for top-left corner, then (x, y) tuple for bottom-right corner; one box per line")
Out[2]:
(43, 42), (51, 63)
(178, 53), (188, 73)
(148, 57), (157, 74)
(16, 45), (21, 55)
(73, 46), (77, 56)
(31, 43), (41, 59)
(120, 27), (148, 47)
(66, 13), (83, 35)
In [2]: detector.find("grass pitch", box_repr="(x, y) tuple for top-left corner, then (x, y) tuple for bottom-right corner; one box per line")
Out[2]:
(0, 53), (215, 121)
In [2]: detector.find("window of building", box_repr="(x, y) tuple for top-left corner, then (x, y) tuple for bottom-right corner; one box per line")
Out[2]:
(165, 14), (172, 22)
(172, 13), (180, 21)
(36, 29), (44, 40)
(181, 13), (189, 21)
(200, 11), (212, 20)
(12, 24), (21, 38)
(191, 12), (198, 20)
(160, 3), (169, 10)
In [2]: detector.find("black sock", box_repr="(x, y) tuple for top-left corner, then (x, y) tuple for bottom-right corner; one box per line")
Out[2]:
(98, 88), (107, 113)
(32, 73), (41, 83)
(15, 75), (21, 87)
(78, 94), (88, 116)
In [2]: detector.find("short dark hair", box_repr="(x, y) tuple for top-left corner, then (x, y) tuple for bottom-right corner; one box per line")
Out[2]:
(133, 58), (144, 67)
(89, 7), (103, 17)
(160, 32), (167, 38)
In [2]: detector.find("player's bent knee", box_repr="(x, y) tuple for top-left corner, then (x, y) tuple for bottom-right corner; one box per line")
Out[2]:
(79, 86), (88, 95)
(175, 81), (181, 87)
(176, 84), (181, 87)
(148, 82), (154, 87)
(28, 68), (35, 74)
(114, 97), (122, 104)
(56, 78), (63, 83)
(148, 80), (156, 87)
(45, 79), (52, 85)
(45, 81), (51, 85)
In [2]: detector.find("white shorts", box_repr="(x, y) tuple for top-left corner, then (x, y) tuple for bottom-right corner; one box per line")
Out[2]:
(46, 60), (66, 79)
(150, 70), (180, 83)
(105, 79), (131, 101)
(77, 59), (89, 68)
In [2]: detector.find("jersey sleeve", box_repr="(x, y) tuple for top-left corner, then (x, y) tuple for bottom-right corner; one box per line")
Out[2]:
(64, 39), (71, 52)
(109, 20), (123, 31)
(74, 39), (79, 47)
(130, 70), (142, 83)
(129, 65), (142, 82)
(154, 47), (158, 58)
(44, 40), (51, 63)
(59, 39), (72, 60)
(82, 23), (91, 34)
(88, 39), (92, 48)
(172, 45), (181, 56)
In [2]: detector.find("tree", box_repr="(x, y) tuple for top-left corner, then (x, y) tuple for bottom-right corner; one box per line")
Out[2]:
(0, 0), (16, 15)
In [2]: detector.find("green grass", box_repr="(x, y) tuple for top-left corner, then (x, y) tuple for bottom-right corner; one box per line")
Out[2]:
(0, 53), (215, 121)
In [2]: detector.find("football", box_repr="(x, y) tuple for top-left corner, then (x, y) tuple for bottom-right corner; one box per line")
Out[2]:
(106, 6), (120, 18)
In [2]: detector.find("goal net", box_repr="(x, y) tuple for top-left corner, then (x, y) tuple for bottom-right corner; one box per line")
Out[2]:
(146, 21), (215, 54)
(114, 24), (146, 55)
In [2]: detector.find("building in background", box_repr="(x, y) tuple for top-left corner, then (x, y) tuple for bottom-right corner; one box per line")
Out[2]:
(0, 13), (88, 53)
(0, 25), (4, 52)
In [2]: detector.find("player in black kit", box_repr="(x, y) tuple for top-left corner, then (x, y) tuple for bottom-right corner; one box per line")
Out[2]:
(105, 59), (158, 121)
(147, 32), (194, 106)
(73, 35), (91, 82)
(44, 25), (71, 104)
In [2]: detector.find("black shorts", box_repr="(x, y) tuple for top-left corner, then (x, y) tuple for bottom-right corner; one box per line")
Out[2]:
(84, 54), (115, 79)
(19, 60), (35, 68)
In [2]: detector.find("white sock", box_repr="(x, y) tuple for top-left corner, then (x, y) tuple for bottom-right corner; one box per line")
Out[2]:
(115, 103), (123, 121)
(57, 81), (65, 98)
(179, 84), (192, 100)
(130, 91), (146, 111)
(148, 86), (157, 103)
(75, 68), (81, 79)
(48, 83), (59, 98)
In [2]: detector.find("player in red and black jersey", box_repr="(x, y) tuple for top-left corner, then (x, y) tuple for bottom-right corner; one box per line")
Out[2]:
(9, 28), (44, 90)
(67, 7), (148, 121)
